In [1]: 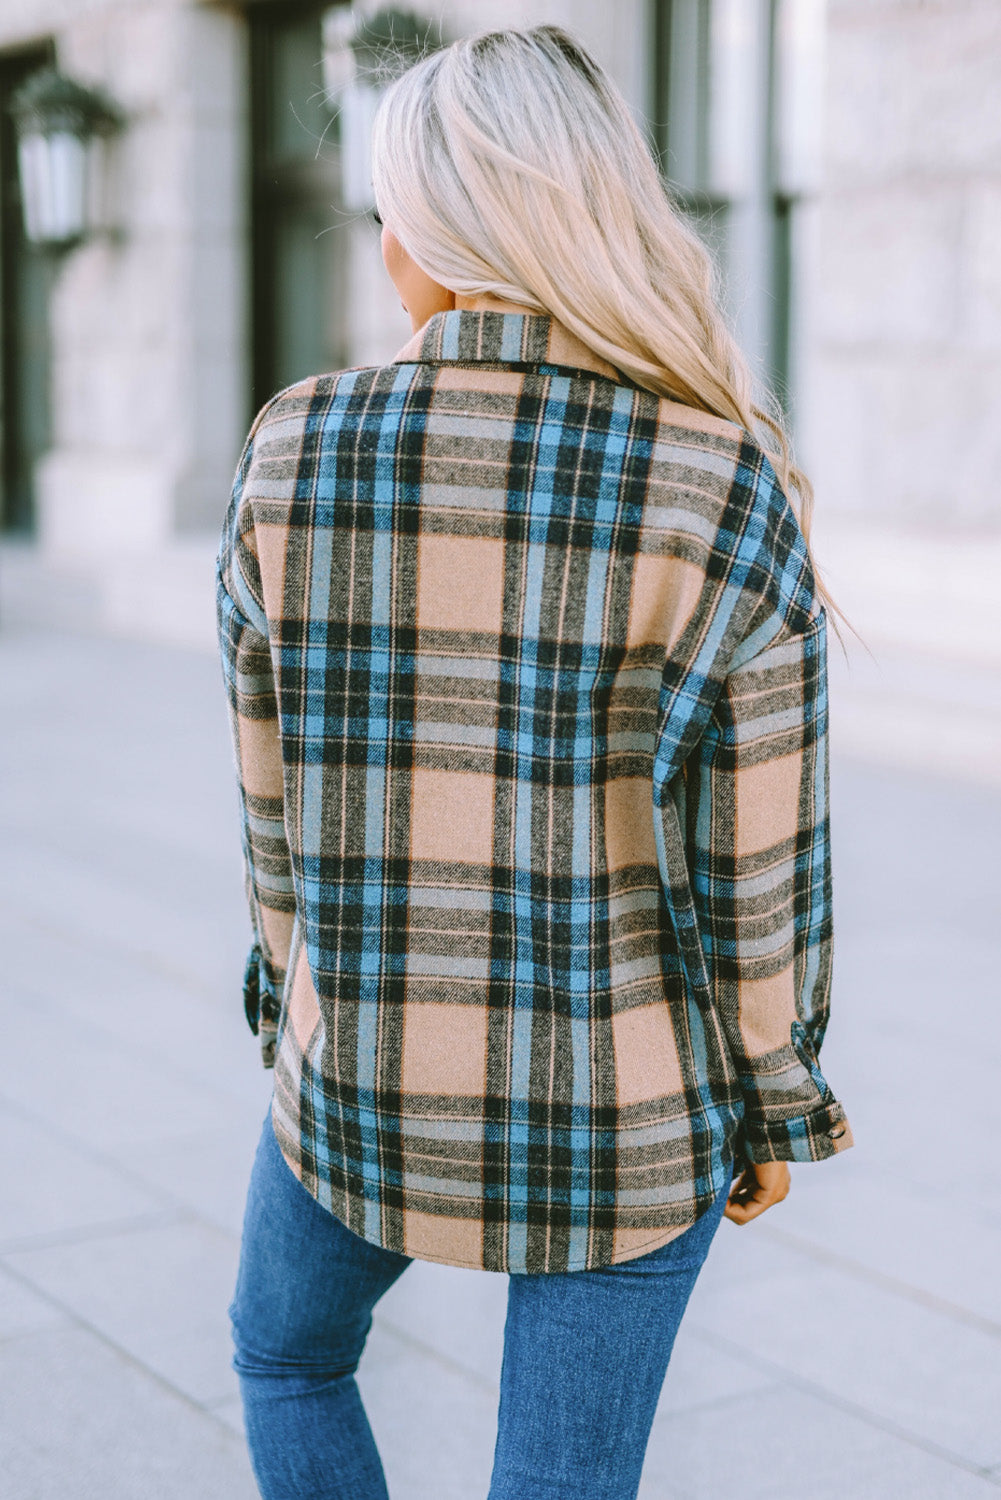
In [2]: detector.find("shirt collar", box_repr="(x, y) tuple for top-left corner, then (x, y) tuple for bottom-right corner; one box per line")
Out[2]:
(392, 308), (624, 384)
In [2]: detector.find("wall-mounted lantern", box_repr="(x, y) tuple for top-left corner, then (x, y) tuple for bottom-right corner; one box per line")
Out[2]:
(322, 5), (442, 213)
(9, 69), (122, 251)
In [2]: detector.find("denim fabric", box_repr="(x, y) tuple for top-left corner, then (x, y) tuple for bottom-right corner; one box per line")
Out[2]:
(230, 1108), (731, 1500)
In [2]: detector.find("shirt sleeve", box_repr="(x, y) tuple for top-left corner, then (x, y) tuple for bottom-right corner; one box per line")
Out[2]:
(680, 607), (853, 1165)
(216, 429), (295, 1069)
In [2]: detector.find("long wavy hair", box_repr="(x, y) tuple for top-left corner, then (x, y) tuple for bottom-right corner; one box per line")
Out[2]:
(370, 24), (824, 590)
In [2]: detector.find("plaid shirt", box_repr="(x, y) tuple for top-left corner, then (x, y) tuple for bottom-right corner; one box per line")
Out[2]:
(217, 309), (852, 1274)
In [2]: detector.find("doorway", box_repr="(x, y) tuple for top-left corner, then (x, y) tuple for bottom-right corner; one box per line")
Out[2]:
(249, 1), (350, 412)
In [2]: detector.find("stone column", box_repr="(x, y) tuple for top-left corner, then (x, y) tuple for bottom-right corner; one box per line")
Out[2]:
(34, 0), (249, 562)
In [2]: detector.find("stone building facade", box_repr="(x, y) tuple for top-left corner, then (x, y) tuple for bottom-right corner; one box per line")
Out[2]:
(807, 0), (1001, 532)
(0, 0), (998, 654)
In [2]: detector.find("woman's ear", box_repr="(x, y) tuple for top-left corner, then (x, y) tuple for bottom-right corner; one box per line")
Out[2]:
(381, 227), (456, 332)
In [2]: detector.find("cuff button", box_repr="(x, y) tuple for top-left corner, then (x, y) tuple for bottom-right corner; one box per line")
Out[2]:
(828, 1124), (846, 1139)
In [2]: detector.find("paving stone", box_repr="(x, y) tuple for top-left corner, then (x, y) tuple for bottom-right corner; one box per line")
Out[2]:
(0, 987), (238, 1157)
(6, 1218), (242, 1408)
(0, 908), (272, 1113)
(372, 1246), (780, 1440)
(0, 1104), (168, 1251)
(832, 930), (1000, 1067)
(804, 1023), (994, 1212)
(688, 1212), (818, 1291)
(105, 1117), (268, 1239)
(771, 1160), (1001, 1330)
(829, 759), (1001, 935)
(0, 834), (242, 1002)
(0, 1266), (68, 1341)
(641, 1383), (1001, 1500)
(358, 1319), (499, 1500)
(207, 1393), (246, 1440)
(375, 1257), (508, 1389)
(685, 1263), (1001, 1469)
(374, 1245), (778, 1419)
(1, 1323), (258, 1500)
(657, 1328), (779, 1415)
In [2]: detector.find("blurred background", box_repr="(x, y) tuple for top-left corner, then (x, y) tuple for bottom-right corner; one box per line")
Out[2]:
(1, 2), (999, 1498)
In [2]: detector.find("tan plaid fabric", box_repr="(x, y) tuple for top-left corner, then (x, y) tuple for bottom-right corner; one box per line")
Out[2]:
(217, 309), (852, 1273)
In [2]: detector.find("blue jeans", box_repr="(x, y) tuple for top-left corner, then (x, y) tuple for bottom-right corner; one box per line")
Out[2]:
(229, 1108), (730, 1500)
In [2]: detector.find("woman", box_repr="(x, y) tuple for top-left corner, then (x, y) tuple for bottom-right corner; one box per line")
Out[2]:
(218, 25), (852, 1500)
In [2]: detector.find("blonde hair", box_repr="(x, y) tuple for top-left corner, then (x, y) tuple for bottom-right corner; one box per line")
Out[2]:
(371, 25), (824, 594)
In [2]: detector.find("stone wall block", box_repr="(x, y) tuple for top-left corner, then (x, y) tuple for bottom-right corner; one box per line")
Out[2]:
(116, 240), (180, 355)
(829, 0), (987, 9)
(56, 236), (176, 354)
(189, 236), (244, 359)
(822, 25), (899, 185)
(961, 183), (1001, 350)
(186, 119), (245, 234)
(181, 1), (246, 124)
(49, 234), (182, 449)
(57, 347), (164, 452)
(894, 10), (1001, 176)
(187, 344), (250, 477)
(825, 3), (1001, 183)
(36, 450), (175, 558)
(446, 0), (559, 37)
(119, 115), (184, 237)
(0, 1), (85, 52)
(812, 1), (1001, 528)
(812, 355), (1001, 526)
(807, 357), (885, 521)
(90, 1), (181, 115)
(816, 187), (961, 347)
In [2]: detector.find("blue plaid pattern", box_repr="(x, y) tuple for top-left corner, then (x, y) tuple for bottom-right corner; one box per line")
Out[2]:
(217, 310), (852, 1273)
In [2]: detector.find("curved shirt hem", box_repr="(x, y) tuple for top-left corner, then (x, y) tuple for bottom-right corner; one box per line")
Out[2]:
(269, 1108), (723, 1274)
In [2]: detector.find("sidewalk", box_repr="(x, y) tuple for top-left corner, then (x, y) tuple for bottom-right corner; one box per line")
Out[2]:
(1, 612), (999, 1499)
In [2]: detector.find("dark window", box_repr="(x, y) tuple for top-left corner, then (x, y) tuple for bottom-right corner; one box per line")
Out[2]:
(249, 1), (351, 412)
(0, 41), (56, 534)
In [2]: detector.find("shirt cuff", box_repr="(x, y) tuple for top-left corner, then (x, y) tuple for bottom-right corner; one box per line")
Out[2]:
(242, 943), (283, 1067)
(740, 1099), (854, 1164)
